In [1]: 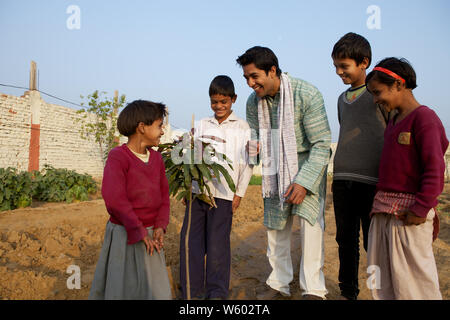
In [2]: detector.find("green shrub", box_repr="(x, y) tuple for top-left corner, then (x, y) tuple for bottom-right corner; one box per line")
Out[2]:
(0, 165), (98, 212)
(32, 165), (97, 203)
(0, 167), (33, 211)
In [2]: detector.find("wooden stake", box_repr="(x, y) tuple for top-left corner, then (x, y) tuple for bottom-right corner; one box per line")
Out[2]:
(113, 90), (120, 145)
(113, 90), (118, 115)
(29, 61), (37, 91)
(184, 113), (195, 300)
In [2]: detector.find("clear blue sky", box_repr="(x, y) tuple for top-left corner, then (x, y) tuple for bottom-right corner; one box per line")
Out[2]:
(1, 0), (449, 142)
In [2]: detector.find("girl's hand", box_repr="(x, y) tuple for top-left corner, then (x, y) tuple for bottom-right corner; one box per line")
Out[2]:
(397, 210), (427, 225)
(142, 234), (155, 255)
(153, 228), (165, 253)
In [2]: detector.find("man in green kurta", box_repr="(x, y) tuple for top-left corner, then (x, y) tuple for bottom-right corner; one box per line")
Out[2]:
(236, 46), (331, 300)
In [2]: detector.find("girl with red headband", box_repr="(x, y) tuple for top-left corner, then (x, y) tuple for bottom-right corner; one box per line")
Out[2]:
(365, 57), (448, 299)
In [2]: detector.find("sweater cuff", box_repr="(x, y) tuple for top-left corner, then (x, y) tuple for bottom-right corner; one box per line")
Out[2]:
(126, 225), (148, 245)
(153, 223), (167, 233)
(408, 202), (431, 218)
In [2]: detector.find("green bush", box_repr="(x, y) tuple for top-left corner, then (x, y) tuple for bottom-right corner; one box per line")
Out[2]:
(0, 168), (33, 211)
(32, 165), (97, 203)
(0, 165), (98, 212)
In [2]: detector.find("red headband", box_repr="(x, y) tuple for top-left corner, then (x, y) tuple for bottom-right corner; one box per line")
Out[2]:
(373, 67), (405, 83)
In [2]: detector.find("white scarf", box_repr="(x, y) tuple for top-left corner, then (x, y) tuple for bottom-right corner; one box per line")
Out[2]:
(258, 73), (298, 207)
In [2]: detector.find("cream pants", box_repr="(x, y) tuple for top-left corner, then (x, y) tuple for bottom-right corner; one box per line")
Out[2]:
(265, 203), (328, 298)
(367, 209), (442, 300)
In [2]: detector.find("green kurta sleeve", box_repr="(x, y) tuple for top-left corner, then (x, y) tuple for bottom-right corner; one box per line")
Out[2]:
(293, 85), (331, 195)
(246, 93), (260, 165)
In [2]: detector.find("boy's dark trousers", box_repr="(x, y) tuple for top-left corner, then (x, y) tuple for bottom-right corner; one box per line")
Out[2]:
(179, 197), (233, 299)
(332, 180), (376, 300)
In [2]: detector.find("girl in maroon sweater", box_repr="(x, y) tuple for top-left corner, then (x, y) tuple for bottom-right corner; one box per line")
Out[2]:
(365, 57), (448, 300)
(89, 100), (172, 300)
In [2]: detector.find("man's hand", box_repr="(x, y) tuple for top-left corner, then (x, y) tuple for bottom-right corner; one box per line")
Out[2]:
(283, 183), (307, 205)
(397, 210), (427, 226)
(232, 195), (242, 214)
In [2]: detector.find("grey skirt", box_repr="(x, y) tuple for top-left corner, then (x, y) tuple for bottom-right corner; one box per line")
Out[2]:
(89, 221), (172, 300)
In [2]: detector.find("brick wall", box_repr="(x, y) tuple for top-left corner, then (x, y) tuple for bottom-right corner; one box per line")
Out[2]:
(0, 91), (107, 176)
(0, 93), (31, 172)
(39, 101), (105, 176)
(0, 91), (176, 178)
(1, 90), (176, 178)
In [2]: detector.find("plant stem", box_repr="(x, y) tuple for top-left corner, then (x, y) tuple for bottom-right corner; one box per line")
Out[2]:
(185, 185), (193, 300)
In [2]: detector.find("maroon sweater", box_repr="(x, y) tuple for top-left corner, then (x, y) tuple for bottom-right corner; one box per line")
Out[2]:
(101, 144), (170, 244)
(377, 106), (448, 217)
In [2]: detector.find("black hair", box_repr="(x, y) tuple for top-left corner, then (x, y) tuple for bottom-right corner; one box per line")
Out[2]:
(117, 100), (167, 137)
(209, 75), (236, 98)
(236, 46), (282, 77)
(366, 57), (417, 90)
(332, 32), (372, 67)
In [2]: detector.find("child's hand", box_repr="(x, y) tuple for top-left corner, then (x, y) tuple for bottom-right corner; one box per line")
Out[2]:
(397, 210), (427, 225)
(142, 234), (156, 255)
(232, 195), (241, 214)
(153, 228), (165, 253)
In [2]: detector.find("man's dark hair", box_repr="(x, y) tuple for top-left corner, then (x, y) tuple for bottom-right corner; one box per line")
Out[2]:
(332, 32), (372, 67)
(117, 100), (167, 137)
(236, 46), (282, 77)
(209, 75), (236, 98)
(366, 57), (417, 90)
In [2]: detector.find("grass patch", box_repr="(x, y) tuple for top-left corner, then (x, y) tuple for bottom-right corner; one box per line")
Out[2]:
(249, 175), (262, 185)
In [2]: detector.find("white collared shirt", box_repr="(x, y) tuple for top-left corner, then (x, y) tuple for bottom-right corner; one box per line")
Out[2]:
(192, 111), (253, 201)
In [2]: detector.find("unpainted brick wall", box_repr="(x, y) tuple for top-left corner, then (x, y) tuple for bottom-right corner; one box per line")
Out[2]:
(0, 93), (32, 172)
(1, 91), (104, 177)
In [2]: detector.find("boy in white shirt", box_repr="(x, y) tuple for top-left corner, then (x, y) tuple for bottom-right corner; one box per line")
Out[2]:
(179, 75), (253, 300)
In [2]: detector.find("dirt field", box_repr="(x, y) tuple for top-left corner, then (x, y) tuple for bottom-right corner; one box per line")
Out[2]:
(0, 182), (449, 300)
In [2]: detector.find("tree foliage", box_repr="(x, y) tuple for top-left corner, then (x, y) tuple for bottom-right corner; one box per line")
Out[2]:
(76, 90), (126, 165)
(158, 132), (236, 208)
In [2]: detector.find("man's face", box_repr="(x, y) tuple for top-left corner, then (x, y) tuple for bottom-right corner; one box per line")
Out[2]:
(242, 63), (279, 97)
